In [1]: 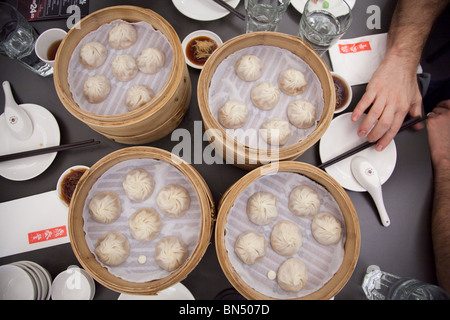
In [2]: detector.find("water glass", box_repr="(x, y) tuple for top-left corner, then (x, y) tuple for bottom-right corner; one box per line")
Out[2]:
(244, 0), (291, 33)
(0, 2), (53, 76)
(298, 0), (352, 57)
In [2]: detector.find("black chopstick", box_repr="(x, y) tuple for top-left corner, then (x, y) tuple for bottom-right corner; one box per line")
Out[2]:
(0, 139), (100, 162)
(317, 116), (426, 170)
(212, 0), (246, 20)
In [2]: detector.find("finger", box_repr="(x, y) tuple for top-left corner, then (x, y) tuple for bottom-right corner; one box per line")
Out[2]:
(375, 112), (404, 151)
(366, 106), (395, 143)
(436, 99), (450, 110)
(358, 96), (386, 139)
(352, 91), (375, 122)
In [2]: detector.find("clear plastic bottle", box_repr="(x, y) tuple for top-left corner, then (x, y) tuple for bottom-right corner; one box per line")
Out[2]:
(362, 265), (450, 300)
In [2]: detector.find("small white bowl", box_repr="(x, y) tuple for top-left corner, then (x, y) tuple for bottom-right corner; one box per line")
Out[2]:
(56, 165), (89, 207)
(51, 265), (95, 300)
(182, 30), (223, 69)
(331, 72), (352, 114)
(0, 264), (36, 300)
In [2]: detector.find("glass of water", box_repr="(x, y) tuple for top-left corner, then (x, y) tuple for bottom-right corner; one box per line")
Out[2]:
(244, 0), (291, 33)
(298, 0), (352, 57)
(0, 2), (53, 76)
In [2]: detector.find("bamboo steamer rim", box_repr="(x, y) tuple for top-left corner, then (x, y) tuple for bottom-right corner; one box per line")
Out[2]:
(198, 32), (336, 163)
(68, 146), (215, 295)
(215, 161), (360, 300)
(54, 5), (185, 124)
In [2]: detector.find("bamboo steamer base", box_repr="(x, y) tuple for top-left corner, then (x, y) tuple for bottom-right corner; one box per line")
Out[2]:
(215, 161), (360, 300)
(68, 147), (215, 295)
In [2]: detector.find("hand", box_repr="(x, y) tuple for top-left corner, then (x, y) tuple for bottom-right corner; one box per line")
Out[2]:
(426, 100), (450, 170)
(351, 54), (423, 151)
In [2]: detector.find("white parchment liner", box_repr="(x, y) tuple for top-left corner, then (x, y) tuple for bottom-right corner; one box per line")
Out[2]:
(208, 46), (324, 150)
(225, 172), (345, 299)
(68, 20), (174, 116)
(82, 159), (201, 283)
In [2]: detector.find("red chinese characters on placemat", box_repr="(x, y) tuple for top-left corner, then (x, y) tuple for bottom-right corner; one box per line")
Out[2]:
(339, 41), (372, 54)
(28, 226), (67, 244)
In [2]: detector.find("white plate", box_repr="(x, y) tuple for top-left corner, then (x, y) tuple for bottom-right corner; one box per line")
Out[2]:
(291, 0), (356, 14)
(182, 30), (223, 69)
(172, 0), (241, 21)
(0, 103), (60, 181)
(118, 282), (195, 300)
(0, 264), (36, 300)
(319, 113), (397, 192)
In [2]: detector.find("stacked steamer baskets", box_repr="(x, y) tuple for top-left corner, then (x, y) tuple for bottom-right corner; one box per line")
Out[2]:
(54, 6), (191, 145)
(68, 147), (215, 295)
(216, 161), (360, 299)
(198, 32), (335, 170)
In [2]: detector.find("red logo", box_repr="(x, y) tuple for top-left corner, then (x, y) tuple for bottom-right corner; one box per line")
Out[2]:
(339, 41), (372, 54)
(28, 226), (67, 244)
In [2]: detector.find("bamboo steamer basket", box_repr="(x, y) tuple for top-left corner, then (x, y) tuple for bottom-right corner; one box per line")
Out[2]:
(198, 32), (335, 170)
(68, 147), (215, 295)
(54, 6), (191, 144)
(215, 161), (360, 300)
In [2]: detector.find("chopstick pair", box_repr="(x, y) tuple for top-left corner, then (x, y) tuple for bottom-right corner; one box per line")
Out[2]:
(212, 0), (246, 20)
(0, 139), (100, 162)
(317, 115), (426, 170)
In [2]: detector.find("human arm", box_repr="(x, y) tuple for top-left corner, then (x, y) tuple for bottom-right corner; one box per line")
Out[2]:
(427, 100), (450, 293)
(351, 0), (449, 152)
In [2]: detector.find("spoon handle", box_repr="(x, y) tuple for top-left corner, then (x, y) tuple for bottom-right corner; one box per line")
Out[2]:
(368, 187), (391, 227)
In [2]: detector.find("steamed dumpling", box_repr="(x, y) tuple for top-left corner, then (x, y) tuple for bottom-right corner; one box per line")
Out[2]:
(259, 118), (291, 146)
(251, 82), (280, 110)
(287, 100), (317, 129)
(88, 191), (121, 224)
(277, 258), (308, 292)
(95, 232), (130, 266)
(218, 100), (249, 129)
(311, 212), (343, 245)
(108, 22), (137, 50)
(270, 221), (302, 256)
(122, 168), (154, 202)
(246, 191), (278, 225)
(156, 184), (190, 218)
(79, 41), (108, 69)
(234, 231), (266, 264)
(288, 186), (320, 217)
(137, 47), (165, 74)
(125, 85), (155, 111)
(234, 55), (263, 82)
(129, 208), (162, 241)
(155, 236), (188, 271)
(278, 69), (307, 96)
(83, 75), (111, 103)
(112, 54), (138, 82)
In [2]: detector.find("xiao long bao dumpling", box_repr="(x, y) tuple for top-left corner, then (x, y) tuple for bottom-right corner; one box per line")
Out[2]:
(108, 21), (137, 50)
(311, 212), (343, 245)
(259, 118), (291, 146)
(125, 85), (155, 111)
(270, 220), (302, 256)
(155, 236), (188, 271)
(156, 184), (190, 218)
(277, 258), (308, 292)
(246, 191), (278, 225)
(287, 100), (317, 129)
(129, 208), (162, 242)
(83, 75), (111, 104)
(288, 186), (321, 217)
(122, 168), (155, 202)
(95, 231), (130, 266)
(234, 54), (263, 82)
(278, 69), (307, 96)
(88, 191), (121, 224)
(234, 231), (266, 265)
(137, 47), (165, 74)
(79, 41), (108, 69)
(112, 54), (138, 82)
(218, 100), (249, 129)
(251, 82), (280, 110)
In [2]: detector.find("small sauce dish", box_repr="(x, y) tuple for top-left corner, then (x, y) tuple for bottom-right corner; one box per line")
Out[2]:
(331, 72), (352, 114)
(182, 30), (223, 69)
(57, 165), (89, 207)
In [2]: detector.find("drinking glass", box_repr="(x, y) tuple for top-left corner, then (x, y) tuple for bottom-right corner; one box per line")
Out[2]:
(298, 0), (352, 57)
(244, 0), (291, 33)
(0, 2), (53, 76)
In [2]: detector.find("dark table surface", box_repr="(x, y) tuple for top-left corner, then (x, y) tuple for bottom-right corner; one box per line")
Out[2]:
(0, 0), (448, 301)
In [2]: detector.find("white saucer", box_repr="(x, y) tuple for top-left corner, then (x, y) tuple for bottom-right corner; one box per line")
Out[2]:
(182, 30), (223, 69)
(118, 282), (195, 300)
(291, 0), (356, 14)
(0, 103), (60, 181)
(0, 264), (36, 300)
(319, 113), (397, 192)
(172, 0), (241, 21)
